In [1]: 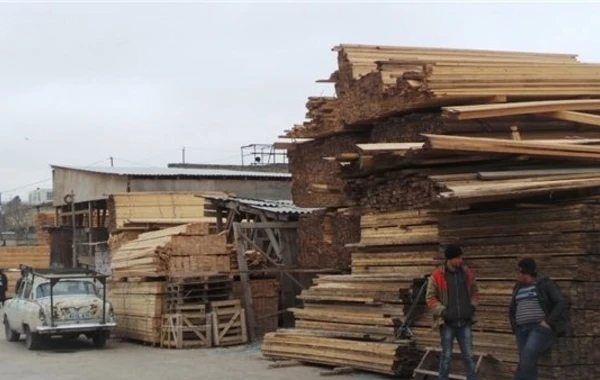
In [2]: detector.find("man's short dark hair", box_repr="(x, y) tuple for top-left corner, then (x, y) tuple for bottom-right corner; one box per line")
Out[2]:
(444, 244), (463, 260)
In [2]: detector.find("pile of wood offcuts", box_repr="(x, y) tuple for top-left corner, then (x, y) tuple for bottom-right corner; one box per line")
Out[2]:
(263, 44), (600, 379)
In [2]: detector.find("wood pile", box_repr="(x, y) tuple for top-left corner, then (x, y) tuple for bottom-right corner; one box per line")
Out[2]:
(287, 132), (367, 208)
(0, 246), (50, 297)
(402, 202), (600, 379)
(107, 192), (224, 232)
(274, 44), (600, 378)
(109, 281), (166, 344)
(111, 223), (230, 279)
(263, 331), (416, 377)
(263, 210), (434, 374)
(233, 278), (280, 337)
(296, 211), (360, 270)
(286, 97), (345, 138)
(109, 223), (235, 346)
(34, 211), (55, 246)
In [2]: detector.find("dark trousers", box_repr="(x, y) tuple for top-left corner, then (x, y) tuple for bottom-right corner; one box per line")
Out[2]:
(439, 323), (477, 380)
(514, 323), (556, 380)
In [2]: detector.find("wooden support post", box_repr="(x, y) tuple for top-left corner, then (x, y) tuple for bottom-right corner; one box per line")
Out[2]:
(216, 207), (224, 232)
(88, 202), (93, 258)
(101, 208), (107, 228)
(233, 222), (256, 342)
(259, 212), (284, 261)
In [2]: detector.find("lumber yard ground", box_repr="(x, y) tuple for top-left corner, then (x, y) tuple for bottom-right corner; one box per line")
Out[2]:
(0, 338), (383, 380)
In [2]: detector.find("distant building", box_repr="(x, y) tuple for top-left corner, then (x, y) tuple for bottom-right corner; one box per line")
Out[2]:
(51, 165), (292, 206)
(28, 188), (53, 206)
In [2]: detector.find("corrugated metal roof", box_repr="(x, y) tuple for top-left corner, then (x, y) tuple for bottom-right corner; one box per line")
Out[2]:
(51, 165), (291, 179)
(203, 195), (321, 215)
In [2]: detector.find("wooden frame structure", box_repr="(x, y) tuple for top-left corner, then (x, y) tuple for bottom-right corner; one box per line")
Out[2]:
(202, 195), (322, 342)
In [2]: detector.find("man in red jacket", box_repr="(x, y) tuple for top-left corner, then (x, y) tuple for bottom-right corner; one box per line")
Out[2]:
(426, 244), (479, 380)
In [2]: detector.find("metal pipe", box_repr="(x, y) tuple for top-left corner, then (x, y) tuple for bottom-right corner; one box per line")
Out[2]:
(50, 279), (54, 328)
(70, 191), (76, 268)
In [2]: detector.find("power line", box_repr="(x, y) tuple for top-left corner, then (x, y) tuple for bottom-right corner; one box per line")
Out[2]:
(0, 157), (112, 195)
(0, 178), (52, 194)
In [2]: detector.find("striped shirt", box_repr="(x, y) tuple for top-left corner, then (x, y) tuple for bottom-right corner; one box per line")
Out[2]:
(515, 285), (546, 326)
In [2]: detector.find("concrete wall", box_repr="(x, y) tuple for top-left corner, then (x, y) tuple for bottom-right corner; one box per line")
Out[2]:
(53, 169), (128, 206)
(129, 178), (291, 200)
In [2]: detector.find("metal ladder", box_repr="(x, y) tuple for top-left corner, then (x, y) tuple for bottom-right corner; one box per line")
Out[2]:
(413, 347), (497, 380)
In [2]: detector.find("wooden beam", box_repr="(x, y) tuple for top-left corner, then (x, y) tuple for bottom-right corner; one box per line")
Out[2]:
(232, 223), (256, 342)
(239, 232), (306, 290)
(539, 110), (600, 127)
(357, 143), (424, 153)
(442, 99), (600, 120)
(422, 133), (600, 160)
(238, 222), (298, 229)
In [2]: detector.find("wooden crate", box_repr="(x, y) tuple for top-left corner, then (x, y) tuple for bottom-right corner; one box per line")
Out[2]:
(160, 305), (212, 349)
(210, 300), (248, 347)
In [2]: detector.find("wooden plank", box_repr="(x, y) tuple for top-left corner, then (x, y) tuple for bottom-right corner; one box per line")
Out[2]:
(442, 99), (600, 120)
(422, 133), (600, 160)
(540, 110), (600, 126)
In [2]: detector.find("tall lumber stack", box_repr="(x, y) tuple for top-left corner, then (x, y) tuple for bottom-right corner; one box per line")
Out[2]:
(266, 44), (600, 378)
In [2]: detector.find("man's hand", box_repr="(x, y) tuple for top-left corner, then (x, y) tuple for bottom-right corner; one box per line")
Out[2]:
(540, 320), (551, 329)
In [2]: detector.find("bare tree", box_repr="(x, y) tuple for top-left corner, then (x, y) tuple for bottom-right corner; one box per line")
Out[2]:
(2, 196), (32, 234)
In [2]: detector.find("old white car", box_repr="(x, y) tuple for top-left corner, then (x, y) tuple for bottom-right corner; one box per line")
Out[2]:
(2, 267), (116, 350)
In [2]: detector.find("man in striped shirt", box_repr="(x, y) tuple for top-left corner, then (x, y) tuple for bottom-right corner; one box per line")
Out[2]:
(509, 258), (566, 380)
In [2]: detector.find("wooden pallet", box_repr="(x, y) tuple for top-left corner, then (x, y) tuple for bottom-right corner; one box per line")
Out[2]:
(210, 300), (248, 347)
(160, 308), (212, 349)
(166, 274), (232, 308)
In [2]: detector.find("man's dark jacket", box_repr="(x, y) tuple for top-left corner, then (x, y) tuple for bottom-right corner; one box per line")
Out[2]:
(509, 275), (567, 335)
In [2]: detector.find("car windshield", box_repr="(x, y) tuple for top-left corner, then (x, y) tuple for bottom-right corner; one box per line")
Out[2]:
(36, 280), (97, 298)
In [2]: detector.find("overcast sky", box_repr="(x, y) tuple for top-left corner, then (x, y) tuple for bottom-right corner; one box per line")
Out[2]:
(1, 1), (600, 201)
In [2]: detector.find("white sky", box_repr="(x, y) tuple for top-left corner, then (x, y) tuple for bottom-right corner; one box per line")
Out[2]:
(1, 1), (600, 201)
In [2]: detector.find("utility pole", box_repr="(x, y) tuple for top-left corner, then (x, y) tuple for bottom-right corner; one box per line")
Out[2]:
(182, 146), (186, 164)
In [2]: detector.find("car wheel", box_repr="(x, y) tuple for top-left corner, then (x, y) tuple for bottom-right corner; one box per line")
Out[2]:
(24, 326), (41, 350)
(92, 331), (109, 348)
(3, 318), (19, 342)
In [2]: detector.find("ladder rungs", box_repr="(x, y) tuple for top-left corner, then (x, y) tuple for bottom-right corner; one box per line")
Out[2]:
(414, 369), (467, 380)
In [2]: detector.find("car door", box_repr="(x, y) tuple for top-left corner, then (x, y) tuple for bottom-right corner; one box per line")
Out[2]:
(6, 280), (24, 331)
(17, 280), (34, 330)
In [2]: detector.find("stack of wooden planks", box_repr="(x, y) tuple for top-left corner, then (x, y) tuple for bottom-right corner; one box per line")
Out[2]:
(0, 246), (50, 297)
(286, 97), (345, 138)
(263, 332), (416, 377)
(233, 278), (280, 337)
(276, 43), (600, 378)
(33, 211), (55, 246)
(109, 281), (166, 344)
(107, 192), (224, 232)
(287, 132), (366, 208)
(111, 223), (230, 279)
(296, 210), (360, 270)
(110, 223), (233, 345)
(263, 210), (437, 374)
(407, 203), (600, 379)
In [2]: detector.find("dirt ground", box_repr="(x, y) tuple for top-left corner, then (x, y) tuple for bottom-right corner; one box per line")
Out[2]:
(0, 337), (386, 380)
